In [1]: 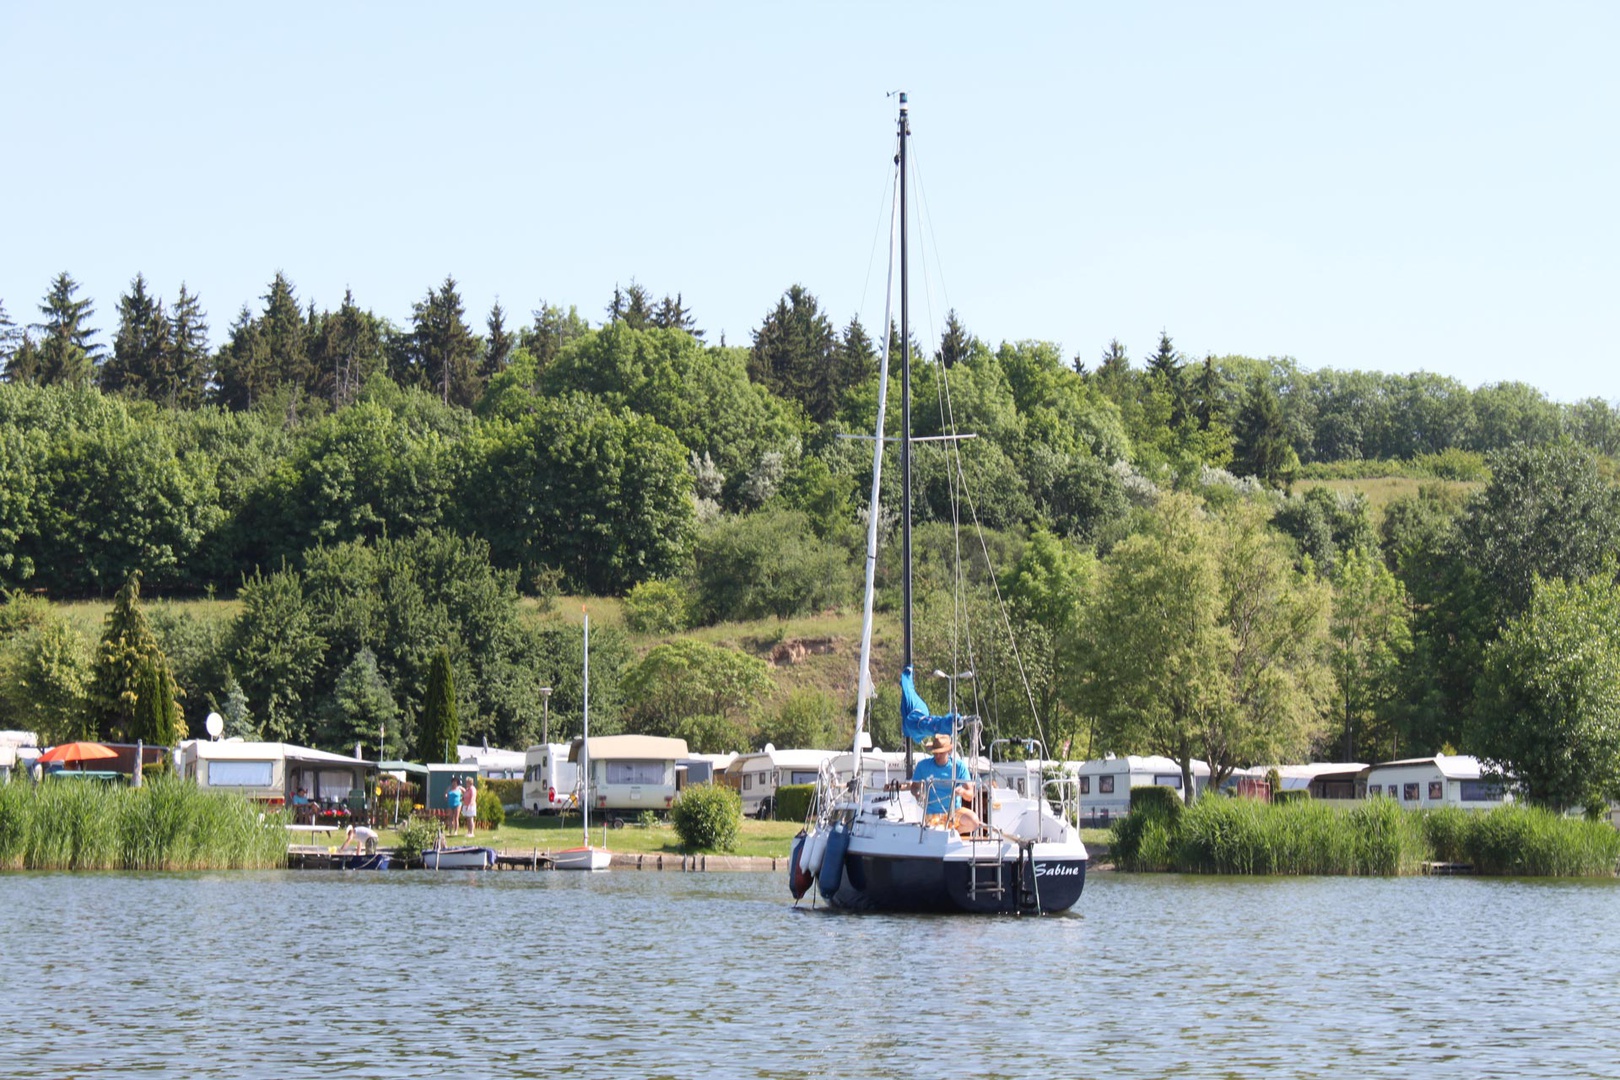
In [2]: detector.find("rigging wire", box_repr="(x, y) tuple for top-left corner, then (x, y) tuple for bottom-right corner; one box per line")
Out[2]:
(909, 132), (1051, 761)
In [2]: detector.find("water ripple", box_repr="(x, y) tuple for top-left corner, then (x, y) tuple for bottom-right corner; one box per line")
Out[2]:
(1, 870), (1617, 1078)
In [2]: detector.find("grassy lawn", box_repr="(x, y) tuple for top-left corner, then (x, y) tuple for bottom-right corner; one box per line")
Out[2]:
(374, 812), (802, 858)
(1295, 476), (1479, 525)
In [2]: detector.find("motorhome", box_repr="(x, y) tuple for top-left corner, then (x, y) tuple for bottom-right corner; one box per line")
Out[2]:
(457, 744), (526, 780)
(1072, 755), (1211, 825)
(522, 742), (580, 814)
(177, 740), (376, 812)
(724, 746), (837, 818)
(1362, 754), (1510, 809)
(571, 735), (689, 824)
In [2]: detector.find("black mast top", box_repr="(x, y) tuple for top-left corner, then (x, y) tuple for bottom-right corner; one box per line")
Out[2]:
(899, 92), (912, 673)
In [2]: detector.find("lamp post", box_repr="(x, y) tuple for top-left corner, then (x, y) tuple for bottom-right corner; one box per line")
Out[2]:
(931, 668), (974, 716)
(539, 686), (553, 746)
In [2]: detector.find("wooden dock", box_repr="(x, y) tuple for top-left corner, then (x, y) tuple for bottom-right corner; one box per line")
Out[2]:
(491, 850), (784, 872)
(1422, 861), (1474, 875)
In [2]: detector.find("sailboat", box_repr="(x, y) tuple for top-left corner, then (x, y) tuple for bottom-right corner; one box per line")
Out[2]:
(552, 610), (612, 871)
(789, 94), (1088, 914)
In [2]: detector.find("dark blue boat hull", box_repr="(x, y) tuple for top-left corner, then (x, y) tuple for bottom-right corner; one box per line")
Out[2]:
(825, 849), (1086, 914)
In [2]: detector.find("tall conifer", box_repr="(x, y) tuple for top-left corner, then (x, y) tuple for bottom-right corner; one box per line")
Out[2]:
(32, 272), (100, 385)
(90, 572), (174, 742)
(415, 647), (459, 764)
(105, 273), (169, 398)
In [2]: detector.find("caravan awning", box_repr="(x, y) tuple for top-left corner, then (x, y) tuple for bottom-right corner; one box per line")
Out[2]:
(375, 760), (429, 776)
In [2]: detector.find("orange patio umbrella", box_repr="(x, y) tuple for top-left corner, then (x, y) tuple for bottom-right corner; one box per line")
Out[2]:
(38, 741), (119, 771)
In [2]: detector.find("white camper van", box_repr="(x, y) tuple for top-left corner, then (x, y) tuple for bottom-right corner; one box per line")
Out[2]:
(523, 743), (580, 814)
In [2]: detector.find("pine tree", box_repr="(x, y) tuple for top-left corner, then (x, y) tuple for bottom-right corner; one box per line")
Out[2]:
(1146, 330), (1186, 424)
(164, 284), (210, 408)
(129, 656), (182, 746)
(483, 299), (514, 381)
(834, 315), (877, 399)
(217, 673), (257, 740)
(1190, 356), (1227, 431)
(104, 273), (170, 398)
(261, 272), (311, 396)
(319, 647), (398, 754)
(415, 647), (459, 763)
(653, 292), (701, 337)
(213, 305), (271, 410)
(408, 277), (480, 406)
(89, 572), (173, 742)
(620, 281), (655, 329)
(749, 285), (837, 420)
(0, 299), (21, 377)
(310, 289), (381, 406)
(936, 309), (974, 368)
(31, 272), (100, 385)
(1233, 376), (1296, 487)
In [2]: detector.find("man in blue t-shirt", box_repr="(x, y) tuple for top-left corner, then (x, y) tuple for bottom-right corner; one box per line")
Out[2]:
(910, 732), (981, 832)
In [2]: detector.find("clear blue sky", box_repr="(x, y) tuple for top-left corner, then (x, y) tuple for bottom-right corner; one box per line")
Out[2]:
(3, 1), (1616, 401)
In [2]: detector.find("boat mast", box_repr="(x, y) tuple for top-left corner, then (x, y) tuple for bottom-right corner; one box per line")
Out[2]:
(582, 609), (590, 847)
(899, 93), (913, 673)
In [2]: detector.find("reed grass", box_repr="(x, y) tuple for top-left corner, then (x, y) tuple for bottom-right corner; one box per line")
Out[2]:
(0, 778), (286, 871)
(1112, 796), (1616, 877)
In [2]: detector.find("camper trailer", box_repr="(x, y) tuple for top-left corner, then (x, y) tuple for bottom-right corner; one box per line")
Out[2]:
(1363, 754), (1510, 809)
(1072, 754), (1211, 825)
(724, 747), (837, 818)
(677, 752), (738, 790)
(177, 740), (376, 813)
(522, 742), (580, 814)
(1226, 763), (1367, 803)
(571, 735), (689, 824)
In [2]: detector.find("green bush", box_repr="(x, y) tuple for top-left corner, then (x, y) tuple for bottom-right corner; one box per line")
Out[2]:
(394, 816), (438, 864)
(1110, 785), (1187, 870)
(670, 782), (742, 852)
(474, 782), (506, 829)
(1129, 784), (1185, 824)
(623, 579), (689, 634)
(774, 783), (815, 823)
(481, 778), (522, 808)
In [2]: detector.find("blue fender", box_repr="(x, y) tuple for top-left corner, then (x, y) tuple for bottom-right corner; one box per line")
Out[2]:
(818, 821), (850, 900)
(789, 831), (812, 899)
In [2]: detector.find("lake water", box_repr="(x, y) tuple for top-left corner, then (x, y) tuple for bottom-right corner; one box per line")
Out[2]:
(3, 869), (1617, 1078)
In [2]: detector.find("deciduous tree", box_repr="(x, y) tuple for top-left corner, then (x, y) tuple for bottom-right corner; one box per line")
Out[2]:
(1472, 572), (1620, 812)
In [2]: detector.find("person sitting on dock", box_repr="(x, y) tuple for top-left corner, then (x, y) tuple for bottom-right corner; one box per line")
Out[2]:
(339, 824), (378, 855)
(910, 733), (981, 834)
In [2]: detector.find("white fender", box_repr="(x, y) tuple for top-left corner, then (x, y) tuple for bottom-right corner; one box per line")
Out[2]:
(801, 826), (829, 877)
